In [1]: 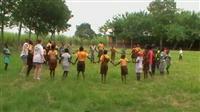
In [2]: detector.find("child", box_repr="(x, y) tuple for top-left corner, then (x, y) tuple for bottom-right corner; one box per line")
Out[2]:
(165, 50), (171, 74)
(26, 40), (34, 76)
(159, 49), (166, 75)
(135, 51), (143, 81)
(98, 42), (104, 62)
(48, 44), (58, 80)
(110, 45), (117, 63)
(143, 47), (149, 79)
(61, 48), (72, 79)
(89, 44), (97, 63)
(179, 48), (183, 61)
(100, 50), (110, 83)
(20, 40), (29, 73)
(3, 44), (11, 71)
(59, 42), (65, 64)
(115, 54), (129, 83)
(74, 46), (89, 80)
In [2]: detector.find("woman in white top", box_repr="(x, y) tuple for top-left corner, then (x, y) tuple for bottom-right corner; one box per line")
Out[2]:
(20, 40), (29, 73)
(33, 39), (45, 80)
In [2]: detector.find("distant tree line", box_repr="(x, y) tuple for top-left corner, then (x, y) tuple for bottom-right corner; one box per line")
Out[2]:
(0, 0), (72, 44)
(100, 0), (200, 50)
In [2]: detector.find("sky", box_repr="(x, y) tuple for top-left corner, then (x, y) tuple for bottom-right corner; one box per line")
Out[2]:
(5, 0), (200, 36)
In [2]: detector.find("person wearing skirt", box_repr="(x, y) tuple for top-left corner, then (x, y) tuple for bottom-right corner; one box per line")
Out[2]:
(61, 48), (72, 79)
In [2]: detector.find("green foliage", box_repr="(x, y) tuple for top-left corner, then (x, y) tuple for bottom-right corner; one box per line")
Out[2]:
(75, 23), (96, 39)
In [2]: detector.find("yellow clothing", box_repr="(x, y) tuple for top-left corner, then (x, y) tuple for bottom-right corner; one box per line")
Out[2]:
(48, 50), (58, 59)
(119, 58), (128, 66)
(100, 54), (110, 63)
(76, 51), (88, 61)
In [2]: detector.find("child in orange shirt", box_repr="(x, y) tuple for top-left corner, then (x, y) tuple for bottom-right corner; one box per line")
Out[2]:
(115, 54), (129, 83)
(48, 44), (58, 79)
(74, 46), (89, 80)
(100, 50), (111, 83)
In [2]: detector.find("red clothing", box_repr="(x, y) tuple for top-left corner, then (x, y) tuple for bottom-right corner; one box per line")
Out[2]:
(148, 50), (154, 65)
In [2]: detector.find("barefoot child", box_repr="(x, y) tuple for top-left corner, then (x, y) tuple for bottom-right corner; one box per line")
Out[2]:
(74, 46), (89, 80)
(100, 50), (110, 83)
(115, 54), (129, 83)
(110, 45), (117, 63)
(165, 50), (171, 74)
(48, 44), (58, 80)
(135, 52), (143, 81)
(61, 48), (72, 79)
(3, 44), (11, 71)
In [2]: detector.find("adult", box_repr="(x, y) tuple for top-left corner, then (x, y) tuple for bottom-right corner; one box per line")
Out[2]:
(33, 39), (45, 80)
(147, 45), (154, 77)
(48, 44), (58, 80)
(20, 39), (29, 73)
(97, 42), (105, 62)
(26, 40), (34, 77)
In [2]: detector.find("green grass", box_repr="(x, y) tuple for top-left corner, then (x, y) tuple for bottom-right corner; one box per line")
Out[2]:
(0, 50), (200, 112)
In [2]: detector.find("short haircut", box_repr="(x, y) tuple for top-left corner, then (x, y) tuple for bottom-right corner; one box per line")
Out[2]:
(103, 50), (107, 54)
(79, 46), (84, 51)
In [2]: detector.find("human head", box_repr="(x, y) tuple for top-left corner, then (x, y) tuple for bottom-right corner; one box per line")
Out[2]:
(64, 48), (69, 53)
(79, 46), (84, 51)
(103, 50), (107, 54)
(51, 44), (56, 50)
(36, 39), (42, 44)
(121, 54), (126, 59)
(28, 40), (33, 45)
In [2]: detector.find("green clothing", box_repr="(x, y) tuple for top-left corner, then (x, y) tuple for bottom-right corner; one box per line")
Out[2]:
(3, 48), (11, 64)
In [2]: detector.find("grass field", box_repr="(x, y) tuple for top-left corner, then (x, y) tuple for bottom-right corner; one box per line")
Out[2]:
(0, 49), (200, 112)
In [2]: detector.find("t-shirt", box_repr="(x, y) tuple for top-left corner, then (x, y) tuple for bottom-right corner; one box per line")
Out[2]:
(76, 51), (88, 61)
(48, 50), (58, 60)
(62, 53), (71, 66)
(179, 50), (183, 56)
(148, 50), (154, 65)
(100, 54), (110, 64)
(119, 58), (128, 66)
(33, 44), (44, 63)
(20, 42), (29, 56)
(136, 56), (143, 73)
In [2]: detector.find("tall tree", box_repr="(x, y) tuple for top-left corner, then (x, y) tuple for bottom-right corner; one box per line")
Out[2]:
(75, 23), (96, 39)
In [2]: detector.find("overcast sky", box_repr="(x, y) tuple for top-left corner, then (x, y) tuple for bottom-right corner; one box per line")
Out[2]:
(5, 0), (200, 36)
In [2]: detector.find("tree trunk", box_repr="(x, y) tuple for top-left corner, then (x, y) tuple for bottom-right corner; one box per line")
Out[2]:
(28, 29), (31, 40)
(18, 22), (22, 45)
(173, 42), (178, 50)
(1, 19), (4, 44)
(160, 37), (163, 50)
(189, 40), (195, 50)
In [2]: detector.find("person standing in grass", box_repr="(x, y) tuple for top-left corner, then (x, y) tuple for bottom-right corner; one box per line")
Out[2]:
(165, 50), (171, 74)
(99, 50), (111, 83)
(59, 42), (65, 64)
(135, 51), (143, 81)
(33, 39), (45, 80)
(61, 48), (73, 79)
(110, 45), (117, 63)
(159, 49), (166, 75)
(97, 42), (105, 62)
(179, 48), (183, 61)
(114, 54), (129, 83)
(147, 46), (154, 77)
(20, 40), (29, 73)
(74, 46), (89, 80)
(3, 43), (11, 71)
(89, 43), (97, 63)
(26, 40), (34, 77)
(48, 44), (58, 80)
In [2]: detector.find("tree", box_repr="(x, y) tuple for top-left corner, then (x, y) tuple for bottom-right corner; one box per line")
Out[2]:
(0, 0), (17, 43)
(75, 23), (96, 39)
(148, 0), (177, 49)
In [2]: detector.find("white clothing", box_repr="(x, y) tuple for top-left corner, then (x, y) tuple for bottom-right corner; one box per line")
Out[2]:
(33, 44), (44, 63)
(62, 53), (71, 71)
(136, 56), (143, 73)
(20, 42), (29, 56)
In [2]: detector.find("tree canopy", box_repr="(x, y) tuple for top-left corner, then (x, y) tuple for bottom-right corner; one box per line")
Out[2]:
(75, 23), (96, 39)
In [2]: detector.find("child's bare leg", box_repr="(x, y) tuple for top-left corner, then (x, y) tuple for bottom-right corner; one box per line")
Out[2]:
(4, 63), (8, 71)
(124, 76), (126, 84)
(121, 75), (123, 83)
(82, 72), (85, 80)
(104, 74), (107, 83)
(101, 74), (104, 83)
(77, 71), (80, 80)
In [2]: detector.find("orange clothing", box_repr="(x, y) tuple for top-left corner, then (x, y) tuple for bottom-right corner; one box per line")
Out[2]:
(48, 50), (58, 59)
(100, 54), (110, 63)
(28, 44), (34, 54)
(76, 51), (88, 61)
(119, 58), (128, 66)
(98, 43), (104, 50)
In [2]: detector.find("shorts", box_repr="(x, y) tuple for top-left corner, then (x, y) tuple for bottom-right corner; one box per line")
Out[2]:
(77, 61), (85, 72)
(100, 63), (108, 74)
(121, 66), (128, 76)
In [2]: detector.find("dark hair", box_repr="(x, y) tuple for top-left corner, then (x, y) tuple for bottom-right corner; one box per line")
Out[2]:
(29, 40), (33, 45)
(103, 50), (107, 54)
(37, 39), (42, 44)
(4, 43), (8, 48)
(121, 54), (125, 59)
(51, 44), (56, 50)
(65, 48), (69, 53)
(79, 46), (84, 51)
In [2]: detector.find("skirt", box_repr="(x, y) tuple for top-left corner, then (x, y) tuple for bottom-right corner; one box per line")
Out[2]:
(77, 61), (85, 72)
(121, 66), (128, 76)
(63, 64), (70, 71)
(4, 55), (10, 64)
(49, 58), (57, 70)
(100, 63), (108, 74)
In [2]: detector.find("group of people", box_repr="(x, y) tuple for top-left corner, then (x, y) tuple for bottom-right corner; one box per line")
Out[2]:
(2, 39), (178, 84)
